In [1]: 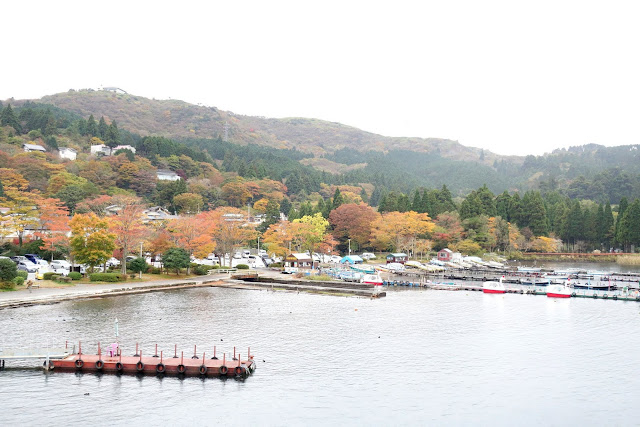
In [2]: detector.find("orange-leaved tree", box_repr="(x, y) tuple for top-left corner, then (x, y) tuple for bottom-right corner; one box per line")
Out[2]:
(166, 212), (217, 272)
(205, 207), (257, 266)
(107, 196), (149, 273)
(370, 211), (435, 255)
(35, 197), (70, 260)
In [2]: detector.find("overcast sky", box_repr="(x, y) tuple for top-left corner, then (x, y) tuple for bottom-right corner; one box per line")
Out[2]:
(3, 1), (639, 156)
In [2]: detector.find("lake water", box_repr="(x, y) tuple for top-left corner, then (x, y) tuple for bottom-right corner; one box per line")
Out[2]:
(1, 277), (640, 426)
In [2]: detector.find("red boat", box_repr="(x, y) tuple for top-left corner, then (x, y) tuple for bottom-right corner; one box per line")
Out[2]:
(482, 276), (505, 294)
(546, 282), (572, 298)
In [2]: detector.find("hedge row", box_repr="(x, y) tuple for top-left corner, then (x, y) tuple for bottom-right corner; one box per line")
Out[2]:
(89, 273), (127, 282)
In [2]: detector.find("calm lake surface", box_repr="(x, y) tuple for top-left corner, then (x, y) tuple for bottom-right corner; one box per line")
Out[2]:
(2, 266), (640, 425)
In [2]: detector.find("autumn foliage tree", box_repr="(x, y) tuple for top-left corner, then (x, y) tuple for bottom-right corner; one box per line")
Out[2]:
(329, 203), (380, 251)
(205, 207), (257, 266)
(370, 211), (435, 254)
(35, 197), (70, 259)
(69, 213), (116, 272)
(166, 213), (217, 272)
(107, 196), (148, 273)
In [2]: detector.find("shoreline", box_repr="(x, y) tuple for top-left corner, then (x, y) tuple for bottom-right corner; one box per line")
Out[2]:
(0, 270), (382, 309)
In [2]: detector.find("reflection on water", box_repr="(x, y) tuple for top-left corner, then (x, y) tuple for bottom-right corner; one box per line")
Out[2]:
(2, 283), (640, 425)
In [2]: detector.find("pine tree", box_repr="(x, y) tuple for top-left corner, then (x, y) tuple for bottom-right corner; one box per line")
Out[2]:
(332, 188), (344, 210)
(0, 104), (22, 133)
(106, 120), (120, 148)
(98, 116), (108, 139)
(86, 115), (98, 136)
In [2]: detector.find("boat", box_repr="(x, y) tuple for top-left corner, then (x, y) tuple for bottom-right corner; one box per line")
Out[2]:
(349, 264), (375, 274)
(482, 276), (506, 294)
(519, 276), (550, 286)
(361, 273), (384, 286)
(546, 280), (572, 298)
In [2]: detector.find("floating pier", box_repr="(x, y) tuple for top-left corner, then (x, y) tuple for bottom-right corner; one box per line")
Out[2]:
(2, 342), (256, 378)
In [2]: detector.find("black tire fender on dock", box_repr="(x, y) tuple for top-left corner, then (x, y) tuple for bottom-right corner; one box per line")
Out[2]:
(593, 293), (598, 298)
(235, 366), (244, 376)
(75, 359), (84, 369)
(219, 365), (228, 375)
(136, 361), (145, 372)
(156, 363), (165, 374)
(177, 364), (186, 374)
(95, 360), (104, 370)
(199, 365), (207, 375)
(115, 362), (123, 372)
(571, 292), (576, 297)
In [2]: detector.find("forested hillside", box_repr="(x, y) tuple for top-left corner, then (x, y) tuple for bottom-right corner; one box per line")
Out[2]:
(1, 93), (640, 265)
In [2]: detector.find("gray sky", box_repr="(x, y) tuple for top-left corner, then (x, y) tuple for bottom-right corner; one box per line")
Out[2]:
(3, 1), (639, 156)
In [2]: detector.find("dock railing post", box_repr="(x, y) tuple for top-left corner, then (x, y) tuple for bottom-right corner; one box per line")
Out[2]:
(233, 346), (236, 360)
(181, 351), (184, 365)
(135, 343), (139, 357)
(174, 344), (178, 358)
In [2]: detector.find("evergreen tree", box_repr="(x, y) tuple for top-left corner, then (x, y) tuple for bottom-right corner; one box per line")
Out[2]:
(495, 191), (511, 221)
(603, 202), (614, 248)
(0, 179), (4, 197)
(476, 185), (496, 217)
(0, 104), (22, 133)
(561, 200), (583, 247)
(522, 191), (548, 236)
(98, 116), (108, 139)
(279, 198), (292, 215)
(332, 188), (344, 210)
(86, 114), (98, 136)
(437, 185), (456, 212)
(614, 197), (629, 247)
(509, 193), (524, 226)
(106, 120), (120, 148)
(627, 199), (640, 248)
(359, 187), (368, 204)
(460, 193), (482, 220)
(370, 186), (382, 207)
(411, 189), (422, 212)
(397, 194), (411, 212)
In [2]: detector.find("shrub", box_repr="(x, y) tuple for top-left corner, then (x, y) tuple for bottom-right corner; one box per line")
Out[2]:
(149, 267), (163, 274)
(270, 262), (284, 268)
(89, 273), (126, 282)
(13, 276), (24, 286)
(236, 264), (250, 270)
(1, 280), (15, 290)
(209, 265), (220, 269)
(16, 271), (28, 279)
(0, 258), (17, 282)
(68, 272), (82, 280)
(55, 276), (72, 283)
(43, 272), (57, 280)
(129, 257), (149, 275)
(191, 265), (210, 275)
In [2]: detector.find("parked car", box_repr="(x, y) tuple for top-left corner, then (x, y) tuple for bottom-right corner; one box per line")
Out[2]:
(16, 260), (38, 273)
(49, 260), (72, 275)
(361, 253), (377, 260)
(25, 254), (49, 269)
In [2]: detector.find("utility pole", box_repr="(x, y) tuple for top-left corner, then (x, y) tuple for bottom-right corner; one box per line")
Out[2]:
(348, 239), (351, 256)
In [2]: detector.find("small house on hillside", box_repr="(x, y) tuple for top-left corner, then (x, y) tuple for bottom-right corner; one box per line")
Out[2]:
(142, 206), (177, 223)
(386, 253), (408, 264)
(156, 169), (180, 181)
(58, 147), (77, 161)
(23, 143), (46, 153)
(284, 253), (318, 269)
(91, 144), (111, 156)
(340, 255), (363, 265)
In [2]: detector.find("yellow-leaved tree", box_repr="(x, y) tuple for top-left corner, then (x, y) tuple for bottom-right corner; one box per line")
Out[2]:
(370, 211), (435, 254)
(69, 213), (116, 272)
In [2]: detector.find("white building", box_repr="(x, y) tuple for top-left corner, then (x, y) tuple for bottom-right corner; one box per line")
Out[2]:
(113, 145), (136, 154)
(90, 144), (111, 156)
(58, 147), (77, 161)
(23, 143), (46, 153)
(156, 169), (180, 181)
